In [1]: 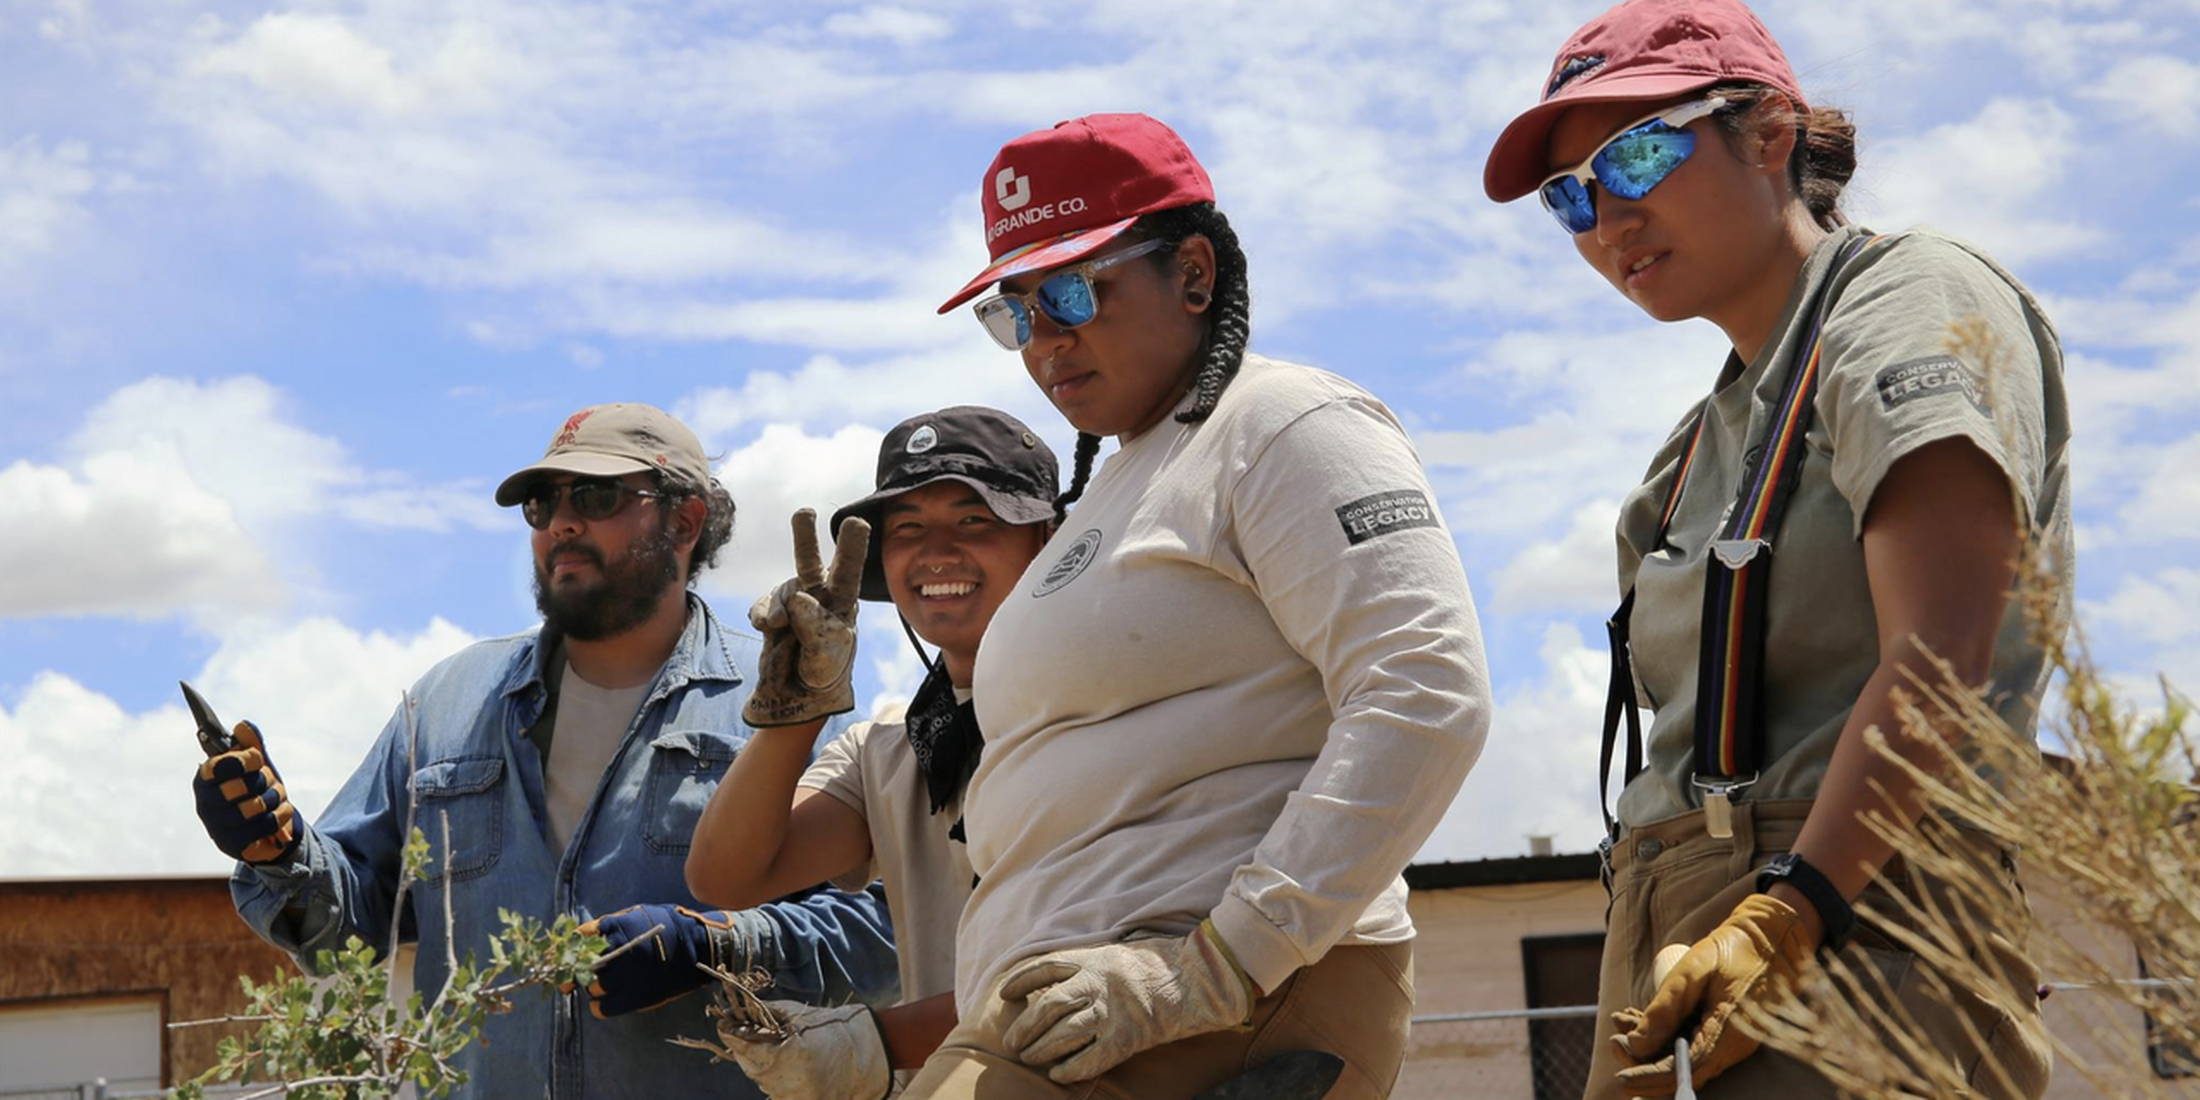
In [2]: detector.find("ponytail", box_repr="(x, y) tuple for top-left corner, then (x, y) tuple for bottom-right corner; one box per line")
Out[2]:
(1713, 85), (1857, 230)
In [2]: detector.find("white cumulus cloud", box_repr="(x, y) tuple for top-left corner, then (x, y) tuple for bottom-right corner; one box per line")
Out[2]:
(1418, 622), (1611, 861)
(0, 450), (278, 619)
(699, 422), (890, 608)
(822, 6), (952, 47)
(0, 615), (478, 878)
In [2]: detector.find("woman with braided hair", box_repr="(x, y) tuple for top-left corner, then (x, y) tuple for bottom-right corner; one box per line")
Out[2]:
(898, 113), (1492, 1100)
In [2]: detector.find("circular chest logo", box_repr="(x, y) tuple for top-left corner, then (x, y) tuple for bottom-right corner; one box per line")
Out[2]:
(906, 425), (939, 454)
(1033, 529), (1102, 598)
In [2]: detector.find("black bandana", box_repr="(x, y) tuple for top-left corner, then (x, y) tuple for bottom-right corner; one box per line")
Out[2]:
(904, 661), (982, 816)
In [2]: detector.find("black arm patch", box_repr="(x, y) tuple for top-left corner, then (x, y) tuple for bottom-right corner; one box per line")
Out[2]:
(1335, 489), (1440, 546)
(1876, 355), (1986, 413)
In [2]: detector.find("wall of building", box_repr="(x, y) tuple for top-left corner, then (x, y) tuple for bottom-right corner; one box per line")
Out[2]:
(1394, 876), (1607, 1100)
(0, 877), (293, 1091)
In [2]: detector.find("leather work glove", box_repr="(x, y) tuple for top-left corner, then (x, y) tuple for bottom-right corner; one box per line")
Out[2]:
(745, 509), (869, 728)
(576, 903), (769, 1019)
(1610, 892), (1814, 1096)
(1000, 920), (1256, 1084)
(192, 719), (300, 864)
(710, 999), (893, 1100)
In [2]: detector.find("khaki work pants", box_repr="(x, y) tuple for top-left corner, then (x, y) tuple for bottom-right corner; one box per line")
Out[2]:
(1583, 799), (2050, 1100)
(901, 940), (1414, 1100)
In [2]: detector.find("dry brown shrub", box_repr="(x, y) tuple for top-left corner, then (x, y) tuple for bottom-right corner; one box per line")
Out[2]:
(1741, 320), (2198, 1097)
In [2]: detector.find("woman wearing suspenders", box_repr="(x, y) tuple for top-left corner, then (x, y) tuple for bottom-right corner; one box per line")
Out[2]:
(1485, 1), (2072, 1098)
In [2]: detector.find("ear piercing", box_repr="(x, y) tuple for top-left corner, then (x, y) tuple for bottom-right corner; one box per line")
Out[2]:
(1187, 289), (1210, 308)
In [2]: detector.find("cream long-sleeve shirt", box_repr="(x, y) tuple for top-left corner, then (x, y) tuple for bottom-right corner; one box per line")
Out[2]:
(960, 356), (1491, 1008)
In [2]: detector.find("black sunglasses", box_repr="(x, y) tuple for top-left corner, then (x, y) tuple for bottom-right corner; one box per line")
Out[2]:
(519, 478), (665, 530)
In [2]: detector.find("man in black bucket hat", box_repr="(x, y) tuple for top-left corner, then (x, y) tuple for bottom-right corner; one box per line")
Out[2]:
(682, 406), (1060, 1100)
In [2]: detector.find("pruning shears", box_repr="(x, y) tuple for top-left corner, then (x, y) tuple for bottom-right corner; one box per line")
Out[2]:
(180, 680), (236, 757)
(1191, 1050), (1343, 1100)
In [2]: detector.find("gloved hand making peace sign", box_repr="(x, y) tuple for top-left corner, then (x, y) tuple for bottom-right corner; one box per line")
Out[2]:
(744, 508), (870, 728)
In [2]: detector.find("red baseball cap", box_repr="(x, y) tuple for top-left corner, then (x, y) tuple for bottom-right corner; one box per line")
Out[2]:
(1483, 0), (1807, 203)
(937, 113), (1214, 314)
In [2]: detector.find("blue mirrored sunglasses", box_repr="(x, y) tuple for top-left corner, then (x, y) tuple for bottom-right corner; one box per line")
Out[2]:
(1537, 97), (1728, 235)
(972, 238), (1168, 351)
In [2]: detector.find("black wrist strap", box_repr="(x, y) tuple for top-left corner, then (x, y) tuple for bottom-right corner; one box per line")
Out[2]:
(1757, 853), (1857, 955)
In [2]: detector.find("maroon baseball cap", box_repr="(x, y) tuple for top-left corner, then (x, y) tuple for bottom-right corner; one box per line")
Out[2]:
(1483, 0), (1807, 203)
(937, 113), (1214, 314)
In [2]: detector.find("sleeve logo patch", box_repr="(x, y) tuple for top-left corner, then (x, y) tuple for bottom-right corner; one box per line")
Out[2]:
(1335, 489), (1440, 546)
(1876, 356), (1986, 413)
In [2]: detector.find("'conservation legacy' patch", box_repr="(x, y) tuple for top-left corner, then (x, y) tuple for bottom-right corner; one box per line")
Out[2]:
(1336, 489), (1440, 546)
(1876, 355), (1985, 413)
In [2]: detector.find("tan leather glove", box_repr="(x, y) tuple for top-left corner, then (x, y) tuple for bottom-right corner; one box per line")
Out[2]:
(711, 1000), (893, 1100)
(745, 509), (868, 727)
(1000, 920), (1256, 1084)
(1610, 892), (1814, 1097)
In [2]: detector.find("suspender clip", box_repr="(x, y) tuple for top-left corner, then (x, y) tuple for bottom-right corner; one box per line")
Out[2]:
(1709, 538), (1770, 570)
(1691, 772), (1759, 840)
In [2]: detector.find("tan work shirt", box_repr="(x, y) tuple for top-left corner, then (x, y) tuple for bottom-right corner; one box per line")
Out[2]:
(799, 709), (972, 1004)
(963, 355), (1492, 1007)
(1615, 225), (2074, 829)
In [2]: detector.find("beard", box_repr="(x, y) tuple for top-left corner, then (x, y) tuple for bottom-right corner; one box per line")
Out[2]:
(532, 517), (684, 641)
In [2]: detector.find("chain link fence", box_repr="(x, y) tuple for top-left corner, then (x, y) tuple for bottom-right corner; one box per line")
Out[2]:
(1396, 1005), (1598, 1100)
(0, 1086), (264, 1099)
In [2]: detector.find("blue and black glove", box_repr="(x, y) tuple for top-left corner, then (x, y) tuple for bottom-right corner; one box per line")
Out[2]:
(192, 719), (300, 864)
(575, 903), (768, 1019)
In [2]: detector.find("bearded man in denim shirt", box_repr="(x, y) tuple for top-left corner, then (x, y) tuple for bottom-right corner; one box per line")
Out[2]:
(191, 404), (898, 1099)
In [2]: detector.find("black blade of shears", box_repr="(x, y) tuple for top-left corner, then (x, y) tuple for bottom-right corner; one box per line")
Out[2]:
(1191, 1051), (1344, 1100)
(180, 680), (234, 757)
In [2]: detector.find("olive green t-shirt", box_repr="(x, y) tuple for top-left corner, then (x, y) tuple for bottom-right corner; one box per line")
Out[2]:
(1614, 225), (2073, 829)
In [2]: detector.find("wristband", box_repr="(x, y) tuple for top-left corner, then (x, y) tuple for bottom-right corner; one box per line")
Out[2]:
(1755, 852), (1856, 955)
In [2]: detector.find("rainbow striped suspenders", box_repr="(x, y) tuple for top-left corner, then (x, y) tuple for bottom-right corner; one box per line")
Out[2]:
(1599, 234), (1882, 849)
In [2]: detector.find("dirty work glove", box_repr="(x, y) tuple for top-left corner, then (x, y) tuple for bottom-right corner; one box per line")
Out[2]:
(1610, 892), (1814, 1096)
(1001, 920), (1256, 1083)
(745, 509), (869, 728)
(576, 903), (769, 1019)
(192, 719), (300, 864)
(713, 999), (894, 1100)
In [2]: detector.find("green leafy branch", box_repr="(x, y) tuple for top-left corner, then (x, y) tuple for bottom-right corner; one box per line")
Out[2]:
(168, 693), (661, 1099)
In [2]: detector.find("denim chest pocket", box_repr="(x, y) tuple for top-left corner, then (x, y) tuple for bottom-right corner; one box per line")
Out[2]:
(644, 729), (741, 854)
(411, 757), (506, 883)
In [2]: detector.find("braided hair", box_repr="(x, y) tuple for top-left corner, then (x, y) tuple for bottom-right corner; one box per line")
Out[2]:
(1052, 202), (1253, 519)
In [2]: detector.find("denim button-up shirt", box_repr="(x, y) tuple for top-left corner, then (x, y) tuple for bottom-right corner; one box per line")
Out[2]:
(231, 594), (898, 1099)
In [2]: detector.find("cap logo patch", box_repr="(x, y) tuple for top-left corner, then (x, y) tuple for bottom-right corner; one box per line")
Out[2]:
(552, 409), (595, 449)
(906, 425), (939, 454)
(1032, 529), (1101, 597)
(995, 167), (1032, 212)
(1547, 54), (1607, 98)
(987, 168), (1090, 246)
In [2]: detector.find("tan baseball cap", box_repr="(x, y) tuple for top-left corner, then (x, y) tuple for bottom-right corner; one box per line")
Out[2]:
(494, 403), (714, 506)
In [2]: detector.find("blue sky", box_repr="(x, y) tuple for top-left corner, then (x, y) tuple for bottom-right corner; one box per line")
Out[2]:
(4, 0), (2197, 877)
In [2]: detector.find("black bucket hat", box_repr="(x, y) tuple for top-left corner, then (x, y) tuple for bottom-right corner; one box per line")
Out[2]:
(831, 406), (1061, 601)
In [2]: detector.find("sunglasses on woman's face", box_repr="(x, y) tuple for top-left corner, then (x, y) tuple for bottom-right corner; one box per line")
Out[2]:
(1538, 97), (1728, 235)
(520, 477), (665, 530)
(972, 238), (1169, 351)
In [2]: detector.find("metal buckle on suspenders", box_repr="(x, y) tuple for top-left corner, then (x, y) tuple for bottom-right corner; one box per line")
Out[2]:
(1690, 771), (1759, 840)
